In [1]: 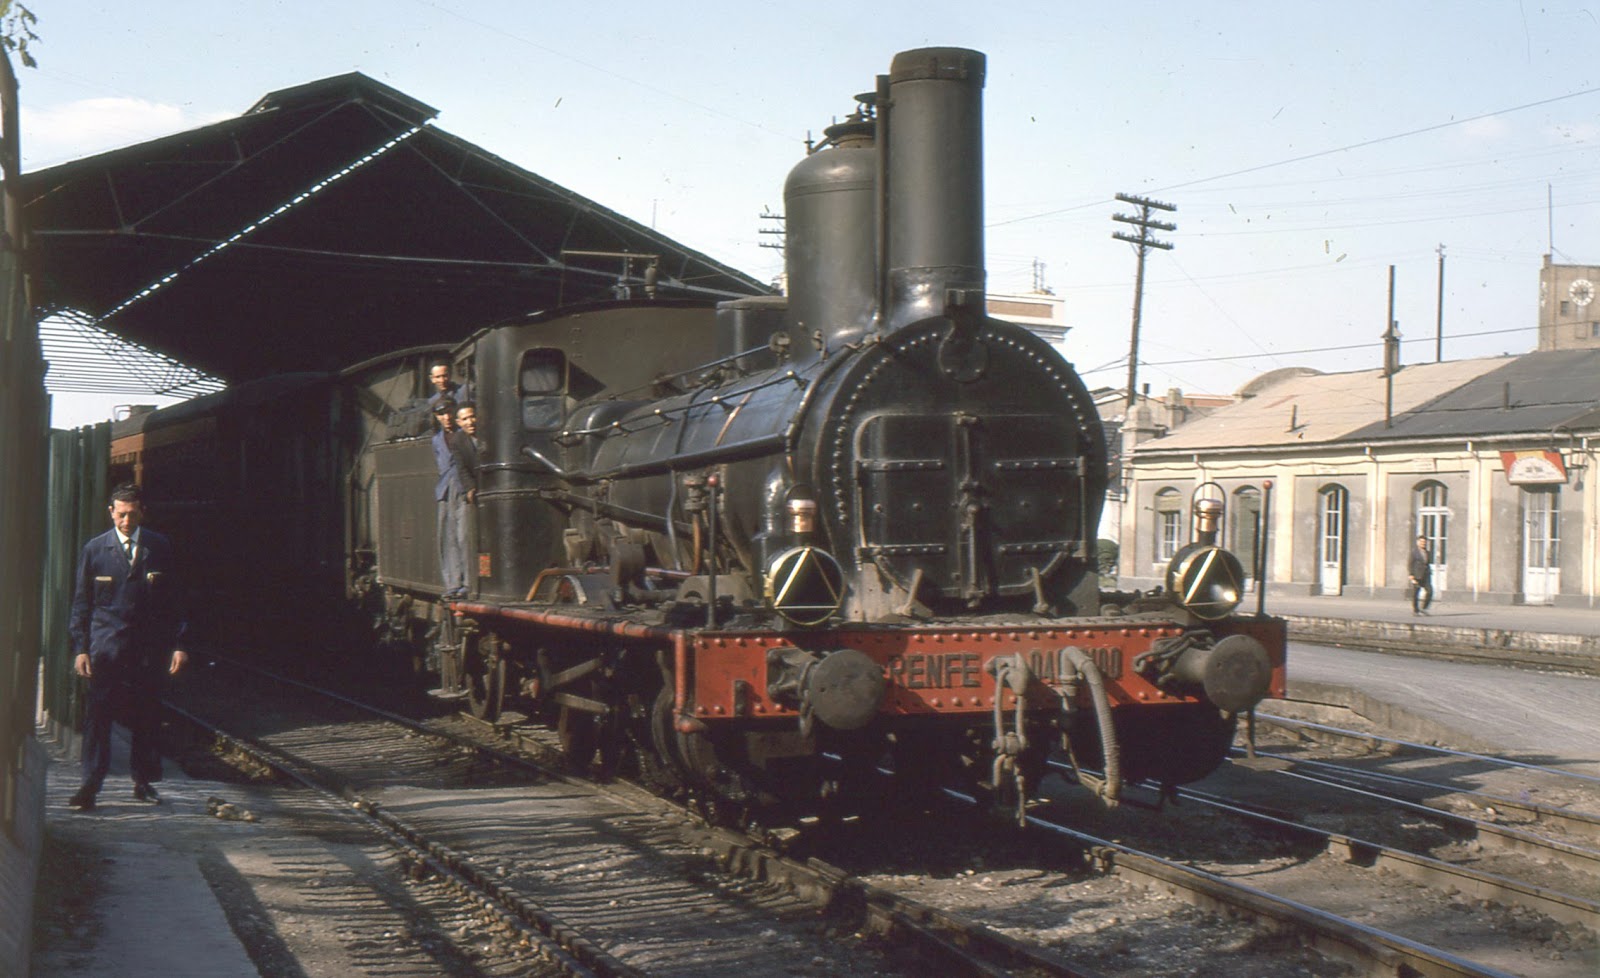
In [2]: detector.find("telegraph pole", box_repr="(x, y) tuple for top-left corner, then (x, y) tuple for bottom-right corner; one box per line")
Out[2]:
(1435, 243), (1446, 363)
(1112, 193), (1176, 409)
(1383, 265), (1401, 429)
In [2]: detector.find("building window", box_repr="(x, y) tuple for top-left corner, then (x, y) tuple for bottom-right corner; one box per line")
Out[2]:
(1414, 480), (1448, 565)
(1317, 484), (1348, 594)
(1154, 488), (1183, 562)
(1230, 486), (1262, 583)
(1521, 487), (1561, 603)
(1524, 487), (1560, 569)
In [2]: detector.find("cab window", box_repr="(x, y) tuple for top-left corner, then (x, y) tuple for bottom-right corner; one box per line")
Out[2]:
(520, 349), (567, 430)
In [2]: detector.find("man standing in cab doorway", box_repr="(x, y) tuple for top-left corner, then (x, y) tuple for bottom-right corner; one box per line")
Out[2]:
(1408, 534), (1434, 616)
(432, 397), (469, 598)
(67, 484), (189, 811)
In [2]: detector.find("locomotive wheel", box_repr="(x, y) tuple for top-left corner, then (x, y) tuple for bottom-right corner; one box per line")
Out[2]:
(466, 657), (505, 722)
(558, 705), (600, 772)
(463, 634), (505, 722)
(646, 686), (688, 787)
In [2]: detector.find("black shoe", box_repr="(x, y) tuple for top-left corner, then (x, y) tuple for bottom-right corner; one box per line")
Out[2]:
(133, 783), (160, 803)
(68, 789), (96, 811)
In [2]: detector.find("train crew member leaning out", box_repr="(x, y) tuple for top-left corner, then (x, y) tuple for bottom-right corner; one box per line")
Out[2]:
(450, 402), (483, 505)
(432, 397), (470, 599)
(428, 357), (463, 412)
(67, 483), (189, 811)
(1408, 535), (1434, 616)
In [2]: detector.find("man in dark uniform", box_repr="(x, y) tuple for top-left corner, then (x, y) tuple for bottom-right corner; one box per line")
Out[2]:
(450, 401), (484, 505)
(1407, 534), (1434, 616)
(68, 484), (189, 810)
(449, 402), (485, 595)
(432, 398), (469, 598)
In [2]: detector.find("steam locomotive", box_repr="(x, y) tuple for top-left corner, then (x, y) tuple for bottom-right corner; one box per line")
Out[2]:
(112, 47), (1285, 819)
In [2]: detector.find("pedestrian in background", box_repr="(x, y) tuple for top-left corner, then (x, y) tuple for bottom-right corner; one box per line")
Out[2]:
(1408, 534), (1434, 616)
(68, 484), (188, 811)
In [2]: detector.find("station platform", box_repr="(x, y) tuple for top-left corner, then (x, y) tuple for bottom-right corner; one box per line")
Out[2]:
(1262, 591), (1600, 676)
(1264, 591), (1600, 636)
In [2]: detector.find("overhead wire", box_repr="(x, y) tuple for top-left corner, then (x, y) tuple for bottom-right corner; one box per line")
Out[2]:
(989, 82), (1600, 229)
(1075, 323), (1538, 376)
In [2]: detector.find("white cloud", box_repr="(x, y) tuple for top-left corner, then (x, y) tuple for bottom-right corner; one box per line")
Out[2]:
(21, 98), (233, 169)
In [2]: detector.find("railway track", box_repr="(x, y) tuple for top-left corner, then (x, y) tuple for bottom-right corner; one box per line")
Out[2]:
(854, 760), (1567, 978)
(974, 715), (1600, 977)
(164, 654), (1104, 978)
(826, 735), (1595, 976)
(165, 655), (1597, 977)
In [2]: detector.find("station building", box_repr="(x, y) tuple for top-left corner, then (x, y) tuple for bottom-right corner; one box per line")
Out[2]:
(1118, 347), (1600, 607)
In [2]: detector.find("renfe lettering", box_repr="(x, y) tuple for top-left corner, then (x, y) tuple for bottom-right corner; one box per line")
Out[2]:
(886, 652), (982, 690)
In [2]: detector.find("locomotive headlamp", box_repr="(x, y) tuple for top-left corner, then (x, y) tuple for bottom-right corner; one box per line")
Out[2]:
(765, 546), (846, 626)
(1165, 543), (1246, 620)
(1193, 498), (1223, 545)
(787, 498), (817, 537)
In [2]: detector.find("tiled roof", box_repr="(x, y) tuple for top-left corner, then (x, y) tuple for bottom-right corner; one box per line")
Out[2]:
(1132, 356), (1520, 453)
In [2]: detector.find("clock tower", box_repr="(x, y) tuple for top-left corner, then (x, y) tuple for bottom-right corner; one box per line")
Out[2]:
(1538, 254), (1600, 350)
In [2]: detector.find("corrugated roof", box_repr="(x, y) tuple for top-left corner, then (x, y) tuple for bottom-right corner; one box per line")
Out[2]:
(15, 73), (770, 385)
(1133, 356), (1514, 454)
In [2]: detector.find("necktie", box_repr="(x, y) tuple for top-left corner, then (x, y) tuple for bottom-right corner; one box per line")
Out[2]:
(124, 536), (136, 564)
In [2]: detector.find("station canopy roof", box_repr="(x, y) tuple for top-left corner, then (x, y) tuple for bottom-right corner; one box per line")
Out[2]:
(18, 73), (770, 388)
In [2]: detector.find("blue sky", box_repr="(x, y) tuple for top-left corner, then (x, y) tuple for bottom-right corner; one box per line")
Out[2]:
(21, 1), (1600, 426)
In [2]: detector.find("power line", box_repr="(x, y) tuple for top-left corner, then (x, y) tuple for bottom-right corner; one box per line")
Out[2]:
(991, 83), (1600, 229)
(1154, 85), (1600, 195)
(1077, 323), (1537, 374)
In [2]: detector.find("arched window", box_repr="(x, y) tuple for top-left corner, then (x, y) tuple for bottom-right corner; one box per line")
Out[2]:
(1153, 488), (1183, 562)
(1413, 480), (1448, 570)
(1318, 484), (1348, 594)
(1231, 486), (1262, 584)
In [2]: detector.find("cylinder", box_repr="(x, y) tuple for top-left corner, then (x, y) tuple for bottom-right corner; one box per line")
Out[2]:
(783, 118), (878, 353)
(884, 47), (986, 331)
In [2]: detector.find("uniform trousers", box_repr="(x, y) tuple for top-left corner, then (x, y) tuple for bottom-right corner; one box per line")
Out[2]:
(437, 485), (469, 592)
(80, 658), (164, 793)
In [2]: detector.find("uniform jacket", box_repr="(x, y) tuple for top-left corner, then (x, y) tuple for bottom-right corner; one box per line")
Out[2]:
(1408, 546), (1432, 583)
(432, 428), (465, 500)
(69, 527), (188, 668)
(449, 429), (483, 494)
